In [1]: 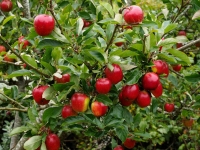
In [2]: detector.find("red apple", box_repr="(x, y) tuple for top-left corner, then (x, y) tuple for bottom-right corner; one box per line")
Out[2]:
(142, 72), (160, 90)
(196, 42), (200, 47)
(0, 45), (6, 53)
(178, 30), (186, 36)
(162, 61), (169, 77)
(172, 64), (182, 72)
(18, 36), (30, 49)
(164, 103), (174, 112)
(61, 105), (77, 119)
(136, 91), (151, 108)
(82, 19), (92, 28)
(54, 73), (70, 83)
(105, 64), (123, 84)
(23, 63), (27, 69)
(71, 93), (90, 112)
(123, 138), (136, 149)
(32, 85), (50, 105)
(123, 5), (144, 24)
(95, 78), (112, 94)
(119, 92), (133, 106)
(182, 118), (194, 127)
(115, 42), (124, 47)
(176, 43), (183, 48)
(4, 55), (14, 62)
(121, 84), (140, 101)
(45, 133), (60, 150)
(91, 101), (108, 117)
(34, 14), (55, 36)
(0, 0), (12, 12)
(113, 145), (124, 150)
(151, 82), (163, 98)
(151, 60), (165, 75)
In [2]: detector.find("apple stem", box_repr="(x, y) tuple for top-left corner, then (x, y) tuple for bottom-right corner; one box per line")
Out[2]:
(48, 0), (63, 35)
(0, 36), (50, 78)
(0, 92), (27, 109)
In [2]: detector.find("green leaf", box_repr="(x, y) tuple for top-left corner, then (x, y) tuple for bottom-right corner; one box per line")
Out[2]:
(88, 50), (105, 64)
(9, 126), (30, 136)
(100, 2), (114, 18)
(126, 69), (143, 85)
(96, 94), (113, 106)
(110, 104), (123, 118)
(98, 18), (118, 24)
(42, 86), (56, 100)
(7, 70), (31, 78)
(157, 38), (178, 46)
(21, 54), (38, 68)
(158, 53), (177, 63)
(105, 119), (124, 127)
(20, 17), (33, 24)
(3, 15), (15, 25)
(93, 23), (106, 38)
(62, 116), (86, 126)
(53, 82), (75, 91)
(185, 74), (200, 82)
(42, 106), (63, 123)
(40, 61), (56, 74)
(0, 16), (4, 23)
(166, 49), (191, 64)
(51, 47), (63, 62)
(115, 125), (128, 142)
(78, 12), (91, 20)
(76, 18), (84, 36)
(28, 108), (36, 123)
(38, 39), (64, 48)
(122, 107), (133, 124)
(40, 141), (47, 150)
(106, 24), (115, 43)
(133, 114), (142, 127)
(134, 132), (151, 139)
(119, 50), (138, 58)
(24, 136), (42, 150)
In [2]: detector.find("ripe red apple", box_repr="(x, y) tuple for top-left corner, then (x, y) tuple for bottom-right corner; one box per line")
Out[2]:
(91, 101), (108, 117)
(32, 85), (50, 105)
(0, 45), (6, 53)
(162, 61), (169, 77)
(4, 55), (14, 62)
(95, 78), (112, 94)
(34, 14), (55, 36)
(119, 92), (133, 106)
(182, 118), (194, 127)
(82, 19), (92, 28)
(23, 63), (27, 69)
(172, 64), (182, 72)
(0, 0), (12, 12)
(151, 82), (163, 98)
(115, 42), (124, 47)
(113, 145), (124, 150)
(105, 64), (123, 84)
(18, 36), (30, 49)
(71, 93), (90, 112)
(123, 5), (144, 24)
(142, 72), (160, 90)
(45, 133), (60, 150)
(178, 30), (186, 36)
(121, 84), (140, 101)
(54, 73), (70, 83)
(151, 60), (165, 75)
(176, 43), (183, 48)
(164, 103), (174, 112)
(196, 42), (200, 47)
(136, 91), (151, 108)
(61, 105), (77, 119)
(123, 138), (136, 149)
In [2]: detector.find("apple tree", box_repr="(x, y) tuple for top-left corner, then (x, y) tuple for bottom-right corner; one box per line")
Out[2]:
(0, 0), (200, 150)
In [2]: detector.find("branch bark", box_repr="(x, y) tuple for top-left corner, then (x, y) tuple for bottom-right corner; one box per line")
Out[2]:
(177, 38), (200, 51)
(21, 0), (31, 19)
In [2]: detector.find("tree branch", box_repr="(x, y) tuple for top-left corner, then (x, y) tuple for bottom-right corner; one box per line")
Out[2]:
(177, 38), (200, 51)
(0, 107), (27, 112)
(0, 36), (50, 78)
(21, 0), (31, 19)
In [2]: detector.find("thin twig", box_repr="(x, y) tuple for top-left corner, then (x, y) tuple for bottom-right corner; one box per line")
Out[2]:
(0, 36), (50, 78)
(0, 107), (27, 112)
(169, 68), (184, 77)
(177, 38), (200, 51)
(1, 61), (23, 66)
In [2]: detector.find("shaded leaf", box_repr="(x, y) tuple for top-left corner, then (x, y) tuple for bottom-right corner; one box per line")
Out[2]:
(42, 106), (63, 123)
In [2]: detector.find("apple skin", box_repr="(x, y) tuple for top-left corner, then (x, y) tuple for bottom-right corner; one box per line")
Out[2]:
(176, 43), (183, 48)
(0, 0), (12, 12)
(151, 82), (163, 98)
(119, 92), (133, 106)
(91, 101), (108, 117)
(123, 5), (144, 24)
(71, 93), (90, 112)
(23, 63), (27, 69)
(142, 72), (160, 90)
(95, 78), (112, 94)
(123, 138), (136, 149)
(178, 30), (186, 36)
(172, 64), (182, 72)
(113, 145), (124, 150)
(136, 91), (151, 108)
(162, 61), (169, 77)
(54, 73), (70, 83)
(105, 64), (123, 84)
(32, 85), (50, 105)
(182, 118), (194, 127)
(82, 19), (92, 28)
(18, 36), (30, 49)
(121, 84), (140, 101)
(34, 14), (55, 36)
(164, 103), (174, 112)
(196, 42), (200, 47)
(4, 55), (14, 62)
(152, 60), (165, 75)
(0, 45), (6, 53)
(61, 105), (77, 119)
(115, 42), (124, 47)
(45, 133), (60, 150)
